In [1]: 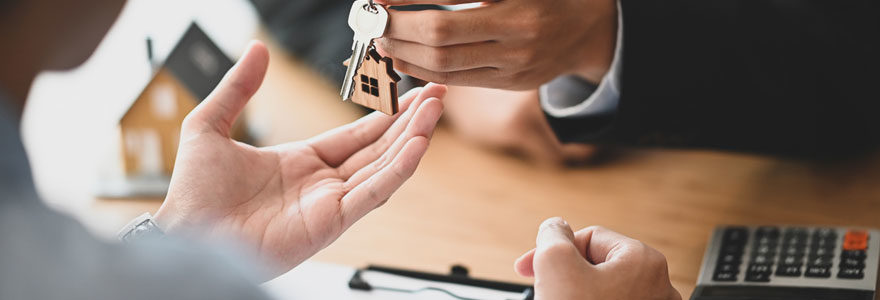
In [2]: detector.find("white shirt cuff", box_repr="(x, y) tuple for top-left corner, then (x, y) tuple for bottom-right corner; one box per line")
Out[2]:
(540, 0), (623, 118)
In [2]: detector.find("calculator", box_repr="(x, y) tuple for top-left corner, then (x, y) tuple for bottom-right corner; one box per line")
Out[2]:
(691, 226), (879, 300)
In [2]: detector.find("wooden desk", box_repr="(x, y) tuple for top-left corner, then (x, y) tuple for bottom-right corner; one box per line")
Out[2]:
(94, 34), (880, 298)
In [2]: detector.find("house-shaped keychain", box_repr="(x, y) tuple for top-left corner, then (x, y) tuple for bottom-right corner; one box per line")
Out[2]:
(343, 48), (401, 115)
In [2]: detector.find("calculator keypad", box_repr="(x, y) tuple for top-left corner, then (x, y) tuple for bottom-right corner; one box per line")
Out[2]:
(711, 226), (872, 283)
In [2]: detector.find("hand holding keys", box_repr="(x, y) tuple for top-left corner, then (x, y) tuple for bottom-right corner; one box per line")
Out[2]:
(341, 0), (389, 102)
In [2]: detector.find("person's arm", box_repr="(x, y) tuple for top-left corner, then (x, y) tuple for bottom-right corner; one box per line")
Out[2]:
(546, 0), (880, 158)
(514, 218), (681, 300)
(539, 0), (623, 120)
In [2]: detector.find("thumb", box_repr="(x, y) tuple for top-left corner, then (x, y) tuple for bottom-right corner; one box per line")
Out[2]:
(530, 217), (591, 278)
(183, 40), (269, 137)
(536, 217), (576, 251)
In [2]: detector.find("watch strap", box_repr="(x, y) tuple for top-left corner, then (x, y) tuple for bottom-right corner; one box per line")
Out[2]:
(118, 212), (165, 243)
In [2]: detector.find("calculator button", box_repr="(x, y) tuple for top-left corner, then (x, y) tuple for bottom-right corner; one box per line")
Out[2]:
(782, 228), (809, 245)
(808, 247), (834, 258)
(754, 236), (780, 247)
(838, 268), (865, 279)
(841, 250), (867, 260)
(840, 257), (866, 269)
(844, 240), (868, 251)
(756, 226), (781, 239)
(747, 263), (772, 273)
(805, 265), (832, 278)
(745, 264), (772, 282)
(811, 238), (837, 251)
(722, 227), (749, 245)
(845, 230), (869, 241)
(843, 230), (869, 251)
(719, 253), (742, 264)
(750, 254), (775, 265)
(779, 254), (804, 266)
(780, 245), (806, 256)
(775, 265), (802, 277)
(807, 256), (834, 268)
(745, 272), (771, 282)
(752, 244), (777, 256)
(812, 228), (838, 240)
(721, 244), (745, 254)
(713, 271), (737, 282)
(716, 263), (740, 274)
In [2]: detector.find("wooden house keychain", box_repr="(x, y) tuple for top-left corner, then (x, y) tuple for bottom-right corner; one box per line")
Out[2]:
(340, 0), (401, 115)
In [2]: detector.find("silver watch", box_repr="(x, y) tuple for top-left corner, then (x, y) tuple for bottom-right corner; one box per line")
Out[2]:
(117, 212), (165, 243)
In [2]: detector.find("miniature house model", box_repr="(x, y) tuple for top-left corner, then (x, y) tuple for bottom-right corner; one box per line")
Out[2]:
(347, 48), (401, 115)
(112, 23), (240, 196)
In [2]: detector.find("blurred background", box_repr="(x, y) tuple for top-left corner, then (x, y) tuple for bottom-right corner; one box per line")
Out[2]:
(24, 0), (262, 234)
(19, 0), (880, 297)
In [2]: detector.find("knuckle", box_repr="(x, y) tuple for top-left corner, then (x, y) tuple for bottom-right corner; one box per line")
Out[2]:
(423, 13), (452, 46)
(392, 157), (415, 180)
(648, 248), (670, 270)
(516, 10), (543, 40)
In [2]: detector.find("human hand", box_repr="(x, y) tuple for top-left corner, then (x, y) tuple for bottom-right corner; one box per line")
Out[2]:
(374, 0), (617, 90)
(515, 218), (681, 300)
(443, 86), (595, 165)
(153, 41), (447, 278)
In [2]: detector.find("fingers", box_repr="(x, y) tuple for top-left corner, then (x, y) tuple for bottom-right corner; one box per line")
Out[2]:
(516, 218), (592, 279)
(531, 217), (592, 283)
(392, 58), (504, 87)
(183, 41), (269, 137)
(337, 84), (446, 178)
(384, 9), (501, 47)
(343, 96), (443, 188)
(308, 87), (423, 167)
(377, 39), (503, 72)
(514, 248), (537, 277)
(340, 135), (429, 228)
(536, 217), (576, 251)
(576, 225), (642, 265)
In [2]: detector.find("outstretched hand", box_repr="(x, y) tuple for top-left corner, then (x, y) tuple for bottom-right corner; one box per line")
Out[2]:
(153, 41), (447, 278)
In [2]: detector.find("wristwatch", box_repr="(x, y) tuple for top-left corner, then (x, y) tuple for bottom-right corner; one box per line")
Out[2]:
(117, 212), (165, 243)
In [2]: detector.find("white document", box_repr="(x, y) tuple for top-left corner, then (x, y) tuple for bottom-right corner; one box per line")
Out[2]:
(262, 261), (528, 300)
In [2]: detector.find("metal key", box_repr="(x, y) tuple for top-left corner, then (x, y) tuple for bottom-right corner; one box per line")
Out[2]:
(341, 0), (389, 101)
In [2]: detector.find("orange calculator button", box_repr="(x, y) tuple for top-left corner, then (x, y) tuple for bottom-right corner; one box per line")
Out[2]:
(843, 230), (869, 251)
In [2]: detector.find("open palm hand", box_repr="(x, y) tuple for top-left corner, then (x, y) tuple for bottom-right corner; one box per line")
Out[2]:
(153, 42), (447, 278)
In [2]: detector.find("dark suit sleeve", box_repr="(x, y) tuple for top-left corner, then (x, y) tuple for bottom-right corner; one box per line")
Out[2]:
(545, 0), (880, 159)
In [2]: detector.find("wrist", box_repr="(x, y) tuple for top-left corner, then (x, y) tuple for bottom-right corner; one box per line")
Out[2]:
(572, 0), (617, 84)
(152, 200), (184, 235)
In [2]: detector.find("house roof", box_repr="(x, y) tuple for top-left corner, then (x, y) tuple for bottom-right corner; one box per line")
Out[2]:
(367, 48), (402, 82)
(120, 23), (233, 123)
(165, 23), (234, 101)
